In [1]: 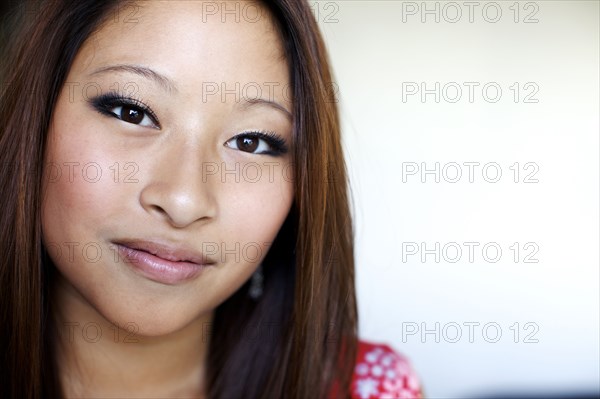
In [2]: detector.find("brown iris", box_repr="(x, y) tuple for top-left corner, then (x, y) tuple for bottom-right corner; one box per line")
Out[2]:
(121, 106), (144, 124)
(237, 136), (259, 152)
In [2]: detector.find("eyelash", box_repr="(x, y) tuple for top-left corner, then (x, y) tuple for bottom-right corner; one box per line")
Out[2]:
(89, 92), (161, 128)
(227, 130), (289, 156)
(88, 93), (289, 156)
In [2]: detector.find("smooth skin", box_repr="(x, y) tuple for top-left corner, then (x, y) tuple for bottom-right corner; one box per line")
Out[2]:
(41, 1), (294, 397)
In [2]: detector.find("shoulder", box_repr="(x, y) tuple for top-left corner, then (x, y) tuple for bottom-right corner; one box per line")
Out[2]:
(349, 339), (424, 399)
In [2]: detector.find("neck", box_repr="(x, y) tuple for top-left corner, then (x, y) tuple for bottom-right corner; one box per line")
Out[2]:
(51, 274), (212, 398)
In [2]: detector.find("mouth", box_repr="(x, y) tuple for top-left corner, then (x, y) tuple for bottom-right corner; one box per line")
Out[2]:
(112, 239), (215, 285)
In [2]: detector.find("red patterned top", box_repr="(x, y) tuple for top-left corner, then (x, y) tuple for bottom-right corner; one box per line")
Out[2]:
(330, 339), (424, 398)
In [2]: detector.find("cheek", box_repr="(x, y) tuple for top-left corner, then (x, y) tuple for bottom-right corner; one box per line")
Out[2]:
(42, 165), (124, 246)
(222, 166), (294, 245)
(41, 119), (134, 271)
(198, 168), (293, 303)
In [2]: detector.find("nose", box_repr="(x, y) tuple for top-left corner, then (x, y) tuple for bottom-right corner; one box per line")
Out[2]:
(139, 140), (218, 228)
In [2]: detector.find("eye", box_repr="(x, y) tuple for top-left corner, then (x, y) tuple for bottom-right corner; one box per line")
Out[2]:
(109, 104), (156, 128)
(224, 131), (288, 156)
(88, 93), (161, 129)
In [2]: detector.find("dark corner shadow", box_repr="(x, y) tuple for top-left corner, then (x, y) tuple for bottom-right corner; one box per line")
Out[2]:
(470, 391), (599, 399)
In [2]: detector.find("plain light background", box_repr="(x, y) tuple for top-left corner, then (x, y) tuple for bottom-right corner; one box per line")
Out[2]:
(315, 0), (599, 397)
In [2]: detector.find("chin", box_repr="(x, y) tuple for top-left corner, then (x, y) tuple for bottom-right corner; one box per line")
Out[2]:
(90, 293), (206, 339)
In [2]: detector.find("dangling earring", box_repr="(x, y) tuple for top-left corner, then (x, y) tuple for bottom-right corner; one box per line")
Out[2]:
(248, 263), (264, 300)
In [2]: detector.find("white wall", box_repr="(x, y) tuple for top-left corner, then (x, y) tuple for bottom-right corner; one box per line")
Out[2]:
(316, 1), (599, 397)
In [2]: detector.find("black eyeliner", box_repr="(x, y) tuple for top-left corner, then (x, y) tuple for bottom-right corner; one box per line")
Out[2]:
(87, 92), (161, 128)
(87, 94), (288, 156)
(238, 130), (289, 156)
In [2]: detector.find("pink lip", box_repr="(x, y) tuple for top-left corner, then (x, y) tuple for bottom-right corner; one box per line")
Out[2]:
(114, 241), (214, 285)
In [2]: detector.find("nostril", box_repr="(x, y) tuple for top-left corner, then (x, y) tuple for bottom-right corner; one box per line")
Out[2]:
(150, 204), (168, 216)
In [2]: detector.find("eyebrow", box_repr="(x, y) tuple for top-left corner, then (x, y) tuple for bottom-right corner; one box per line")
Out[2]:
(88, 64), (292, 120)
(89, 64), (179, 93)
(239, 97), (293, 121)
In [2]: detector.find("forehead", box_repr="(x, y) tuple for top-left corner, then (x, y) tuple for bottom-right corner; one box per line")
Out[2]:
(71, 1), (289, 92)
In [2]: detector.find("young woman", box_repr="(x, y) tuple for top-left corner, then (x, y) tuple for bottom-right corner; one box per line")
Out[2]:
(0, 1), (423, 397)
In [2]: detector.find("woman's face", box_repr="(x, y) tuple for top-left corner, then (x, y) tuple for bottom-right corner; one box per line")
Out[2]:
(42, 1), (294, 336)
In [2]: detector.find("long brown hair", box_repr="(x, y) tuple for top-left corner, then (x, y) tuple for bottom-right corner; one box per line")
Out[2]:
(0, 1), (357, 398)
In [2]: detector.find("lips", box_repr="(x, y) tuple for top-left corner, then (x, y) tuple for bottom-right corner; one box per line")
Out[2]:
(114, 239), (215, 265)
(112, 239), (215, 285)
